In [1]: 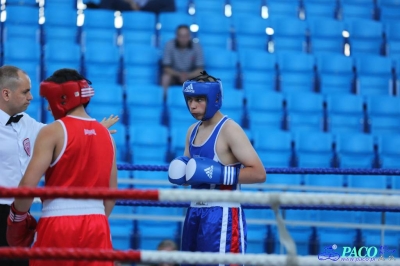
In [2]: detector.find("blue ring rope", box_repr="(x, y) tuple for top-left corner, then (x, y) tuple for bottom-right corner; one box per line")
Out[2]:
(117, 164), (400, 175)
(116, 200), (400, 212)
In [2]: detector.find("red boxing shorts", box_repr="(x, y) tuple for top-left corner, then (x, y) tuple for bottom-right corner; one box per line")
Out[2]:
(31, 214), (113, 266)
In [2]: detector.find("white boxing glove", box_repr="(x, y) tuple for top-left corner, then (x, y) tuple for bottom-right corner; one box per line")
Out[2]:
(168, 156), (190, 185)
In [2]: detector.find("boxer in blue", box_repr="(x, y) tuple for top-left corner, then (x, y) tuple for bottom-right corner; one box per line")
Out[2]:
(167, 71), (266, 266)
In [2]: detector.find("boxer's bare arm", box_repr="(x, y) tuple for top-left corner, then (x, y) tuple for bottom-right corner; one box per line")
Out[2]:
(183, 124), (196, 158)
(15, 123), (62, 212)
(223, 120), (266, 184)
(105, 139), (117, 217)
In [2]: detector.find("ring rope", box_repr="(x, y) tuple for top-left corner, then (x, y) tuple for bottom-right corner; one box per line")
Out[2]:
(114, 200), (400, 212)
(3, 188), (400, 208)
(2, 248), (398, 266)
(117, 164), (400, 175)
(119, 179), (400, 195)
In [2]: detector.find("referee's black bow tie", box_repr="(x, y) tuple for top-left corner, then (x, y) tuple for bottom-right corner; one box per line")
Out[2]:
(6, 114), (23, 125)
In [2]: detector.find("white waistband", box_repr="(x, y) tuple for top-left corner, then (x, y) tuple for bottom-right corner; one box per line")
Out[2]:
(42, 199), (105, 217)
(190, 201), (241, 208)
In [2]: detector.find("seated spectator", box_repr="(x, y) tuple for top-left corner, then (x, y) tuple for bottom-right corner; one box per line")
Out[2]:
(161, 25), (204, 101)
(98, 0), (175, 13)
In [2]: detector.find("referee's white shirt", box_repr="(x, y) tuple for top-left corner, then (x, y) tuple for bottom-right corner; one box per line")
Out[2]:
(0, 109), (45, 205)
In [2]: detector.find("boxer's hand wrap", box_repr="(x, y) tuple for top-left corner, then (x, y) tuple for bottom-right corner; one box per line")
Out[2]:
(185, 157), (240, 185)
(168, 156), (190, 185)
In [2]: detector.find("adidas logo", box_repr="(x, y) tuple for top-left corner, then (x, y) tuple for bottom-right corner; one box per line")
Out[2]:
(184, 83), (195, 93)
(204, 165), (213, 179)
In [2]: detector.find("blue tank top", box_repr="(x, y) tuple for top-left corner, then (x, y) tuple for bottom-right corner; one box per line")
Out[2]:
(189, 115), (241, 191)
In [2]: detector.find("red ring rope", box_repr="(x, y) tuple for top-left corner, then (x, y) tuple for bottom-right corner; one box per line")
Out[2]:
(0, 187), (159, 200)
(0, 247), (141, 261)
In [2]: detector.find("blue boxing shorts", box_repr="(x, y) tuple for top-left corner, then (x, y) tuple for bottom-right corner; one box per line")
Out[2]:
(181, 202), (247, 266)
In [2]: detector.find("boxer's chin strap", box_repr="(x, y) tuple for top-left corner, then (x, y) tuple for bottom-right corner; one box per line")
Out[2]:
(269, 194), (299, 266)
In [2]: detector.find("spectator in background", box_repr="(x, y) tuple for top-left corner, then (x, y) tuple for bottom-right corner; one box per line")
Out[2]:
(98, 0), (175, 13)
(161, 25), (204, 101)
(156, 239), (178, 266)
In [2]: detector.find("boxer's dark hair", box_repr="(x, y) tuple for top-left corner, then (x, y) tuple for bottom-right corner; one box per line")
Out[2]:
(45, 68), (92, 85)
(191, 70), (219, 82)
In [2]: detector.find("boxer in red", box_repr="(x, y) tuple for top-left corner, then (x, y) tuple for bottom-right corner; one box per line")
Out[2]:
(7, 68), (117, 266)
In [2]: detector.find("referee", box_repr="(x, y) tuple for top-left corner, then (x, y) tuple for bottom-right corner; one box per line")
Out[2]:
(0, 66), (44, 266)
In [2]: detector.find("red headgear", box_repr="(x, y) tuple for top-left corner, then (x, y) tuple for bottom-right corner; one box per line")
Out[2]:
(39, 79), (94, 120)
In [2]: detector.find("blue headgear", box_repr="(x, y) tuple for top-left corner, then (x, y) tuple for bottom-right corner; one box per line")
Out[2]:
(182, 71), (223, 121)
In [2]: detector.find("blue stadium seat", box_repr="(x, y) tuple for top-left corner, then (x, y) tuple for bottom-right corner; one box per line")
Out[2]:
(380, 5), (400, 22)
(83, 9), (115, 30)
(82, 28), (117, 46)
(121, 11), (156, 46)
(6, 5), (39, 25)
(127, 85), (164, 124)
(253, 129), (293, 167)
(130, 124), (169, 163)
(308, 19), (346, 54)
(240, 49), (276, 90)
(264, 174), (302, 191)
(286, 92), (324, 132)
(3, 24), (39, 41)
(347, 19), (384, 56)
(303, 1), (337, 19)
(367, 95), (400, 134)
(384, 21), (400, 55)
(84, 42), (120, 83)
(44, 40), (81, 75)
(284, 210), (313, 255)
(203, 48), (238, 70)
(196, 13), (232, 48)
(355, 55), (393, 95)
(230, 0), (262, 17)
(347, 175), (388, 189)
(277, 52), (315, 93)
(336, 133), (375, 168)
(6, 0), (38, 5)
(123, 45), (160, 84)
(44, 5), (77, 28)
(221, 88), (244, 124)
(235, 35), (268, 51)
(246, 90), (284, 131)
(326, 94), (364, 133)
(295, 131), (334, 167)
(45, 61), (81, 78)
(175, 0), (189, 13)
(135, 206), (181, 250)
(124, 44), (160, 66)
(158, 12), (195, 34)
(197, 32), (232, 49)
(194, 0), (226, 15)
(3, 38), (41, 79)
(304, 174), (344, 188)
(266, 1), (300, 19)
(386, 40), (400, 56)
(245, 209), (273, 253)
(270, 18), (307, 53)
(340, 2), (376, 20)
(89, 82), (123, 105)
(170, 125), (188, 157)
(87, 103), (123, 121)
(315, 53), (354, 94)
(233, 14), (268, 36)
(380, 134), (400, 168)
(43, 25), (78, 43)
